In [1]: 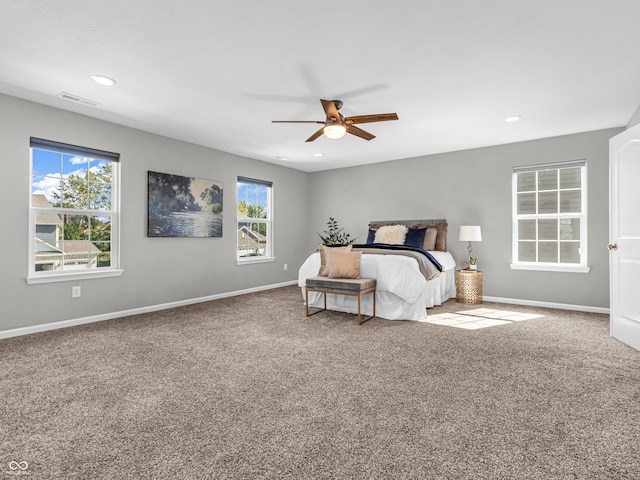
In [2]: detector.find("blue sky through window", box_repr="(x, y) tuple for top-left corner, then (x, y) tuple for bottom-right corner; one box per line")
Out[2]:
(32, 148), (109, 204)
(237, 182), (268, 214)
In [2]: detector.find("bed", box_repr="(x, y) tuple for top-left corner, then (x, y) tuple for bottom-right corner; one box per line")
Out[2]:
(298, 219), (457, 321)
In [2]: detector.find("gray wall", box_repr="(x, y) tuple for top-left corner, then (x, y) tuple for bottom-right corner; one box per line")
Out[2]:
(627, 103), (640, 128)
(0, 94), (309, 331)
(0, 90), (624, 334)
(307, 128), (622, 309)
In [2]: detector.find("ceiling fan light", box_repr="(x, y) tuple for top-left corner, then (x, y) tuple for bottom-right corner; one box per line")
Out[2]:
(324, 124), (346, 139)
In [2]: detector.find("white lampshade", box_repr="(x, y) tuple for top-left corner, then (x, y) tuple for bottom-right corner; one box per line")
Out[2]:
(324, 124), (347, 139)
(459, 225), (482, 242)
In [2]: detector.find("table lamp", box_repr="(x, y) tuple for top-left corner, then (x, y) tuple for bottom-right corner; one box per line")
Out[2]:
(459, 225), (482, 270)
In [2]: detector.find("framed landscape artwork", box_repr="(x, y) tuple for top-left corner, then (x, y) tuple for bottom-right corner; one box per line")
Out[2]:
(147, 171), (223, 238)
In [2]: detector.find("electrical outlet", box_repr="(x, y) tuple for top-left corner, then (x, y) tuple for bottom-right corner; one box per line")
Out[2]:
(72, 286), (81, 298)
(284, 263), (288, 271)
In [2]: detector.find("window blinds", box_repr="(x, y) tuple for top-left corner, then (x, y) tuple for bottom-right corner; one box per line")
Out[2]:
(238, 176), (273, 187)
(30, 137), (120, 162)
(512, 159), (585, 174)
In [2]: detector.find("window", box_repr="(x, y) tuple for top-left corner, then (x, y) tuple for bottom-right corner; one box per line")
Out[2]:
(512, 160), (589, 273)
(237, 176), (273, 263)
(28, 138), (122, 283)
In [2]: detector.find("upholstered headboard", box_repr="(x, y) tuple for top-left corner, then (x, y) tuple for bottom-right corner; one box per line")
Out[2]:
(368, 219), (448, 252)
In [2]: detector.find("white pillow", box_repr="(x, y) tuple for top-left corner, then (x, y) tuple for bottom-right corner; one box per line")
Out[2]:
(374, 224), (408, 245)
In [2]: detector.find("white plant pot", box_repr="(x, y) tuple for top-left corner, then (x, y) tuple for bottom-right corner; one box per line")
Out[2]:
(469, 264), (477, 271)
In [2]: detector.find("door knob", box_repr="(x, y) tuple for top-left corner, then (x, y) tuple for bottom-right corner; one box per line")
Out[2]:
(608, 243), (618, 251)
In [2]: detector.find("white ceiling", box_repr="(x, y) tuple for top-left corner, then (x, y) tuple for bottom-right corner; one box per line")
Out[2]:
(2, 1), (639, 172)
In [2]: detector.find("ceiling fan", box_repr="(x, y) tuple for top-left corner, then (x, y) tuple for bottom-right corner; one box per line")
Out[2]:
(272, 99), (398, 142)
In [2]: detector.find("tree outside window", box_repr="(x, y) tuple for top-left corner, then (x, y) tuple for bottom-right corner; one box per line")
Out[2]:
(29, 138), (119, 279)
(237, 177), (272, 261)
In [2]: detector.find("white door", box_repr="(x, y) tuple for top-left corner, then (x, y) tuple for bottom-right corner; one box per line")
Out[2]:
(610, 123), (640, 351)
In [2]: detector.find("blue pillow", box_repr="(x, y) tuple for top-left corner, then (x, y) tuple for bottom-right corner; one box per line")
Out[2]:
(404, 228), (427, 248)
(366, 229), (376, 244)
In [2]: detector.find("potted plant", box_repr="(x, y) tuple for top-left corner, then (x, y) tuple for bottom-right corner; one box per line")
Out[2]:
(469, 257), (478, 271)
(318, 217), (355, 246)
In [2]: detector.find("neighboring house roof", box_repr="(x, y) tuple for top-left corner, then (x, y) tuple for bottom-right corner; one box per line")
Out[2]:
(238, 226), (266, 242)
(62, 240), (101, 254)
(35, 237), (62, 253)
(32, 193), (52, 207)
(237, 226), (266, 249)
(35, 236), (101, 256)
(32, 193), (62, 225)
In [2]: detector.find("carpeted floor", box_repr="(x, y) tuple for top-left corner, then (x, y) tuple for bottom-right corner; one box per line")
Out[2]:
(1, 285), (639, 479)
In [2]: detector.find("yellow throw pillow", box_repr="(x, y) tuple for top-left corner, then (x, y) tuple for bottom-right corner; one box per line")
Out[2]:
(318, 244), (353, 276)
(327, 250), (362, 279)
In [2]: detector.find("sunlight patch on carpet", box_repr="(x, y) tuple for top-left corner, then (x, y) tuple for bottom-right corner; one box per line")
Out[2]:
(426, 308), (544, 329)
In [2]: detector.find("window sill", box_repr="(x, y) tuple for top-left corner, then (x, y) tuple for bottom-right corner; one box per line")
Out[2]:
(26, 269), (124, 284)
(510, 264), (590, 273)
(237, 257), (276, 266)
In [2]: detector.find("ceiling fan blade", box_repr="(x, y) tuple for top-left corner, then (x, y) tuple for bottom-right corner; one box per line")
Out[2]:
(320, 99), (341, 121)
(346, 125), (375, 141)
(345, 113), (399, 125)
(305, 127), (326, 142)
(272, 120), (324, 124)
(274, 99), (396, 142)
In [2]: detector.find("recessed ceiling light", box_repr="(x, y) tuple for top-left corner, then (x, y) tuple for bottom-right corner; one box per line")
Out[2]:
(314, 153), (324, 157)
(273, 155), (288, 161)
(504, 115), (521, 123)
(91, 75), (117, 86)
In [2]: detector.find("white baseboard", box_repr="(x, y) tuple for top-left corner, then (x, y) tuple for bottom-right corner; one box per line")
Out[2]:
(483, 296), (610, 315)
(0, 280), (298, 340)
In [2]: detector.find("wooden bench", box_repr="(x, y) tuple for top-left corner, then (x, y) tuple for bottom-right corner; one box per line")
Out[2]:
(304, 276), (377, 325)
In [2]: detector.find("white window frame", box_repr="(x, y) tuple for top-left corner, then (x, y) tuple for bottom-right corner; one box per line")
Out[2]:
(27, 138), (123, 284)
(236, 176), (275, 265)
(511, 160), (590, 273)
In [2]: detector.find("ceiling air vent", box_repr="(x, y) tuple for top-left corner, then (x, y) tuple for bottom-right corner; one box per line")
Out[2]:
(57, 92), (101, 107)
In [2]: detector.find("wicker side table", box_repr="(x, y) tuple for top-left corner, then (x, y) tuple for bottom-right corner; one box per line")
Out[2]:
(456, 270), (483, 304)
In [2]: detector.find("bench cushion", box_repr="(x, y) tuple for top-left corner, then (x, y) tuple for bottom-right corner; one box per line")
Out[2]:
(306, 276), (376, 293)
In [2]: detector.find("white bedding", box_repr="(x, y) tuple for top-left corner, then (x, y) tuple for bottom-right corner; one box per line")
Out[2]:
(298, 250), (457, 321)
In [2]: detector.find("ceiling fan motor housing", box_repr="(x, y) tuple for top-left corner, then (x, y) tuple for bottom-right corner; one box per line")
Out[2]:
(272, 98), (398, 142)
(325, 115), (345, 127)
